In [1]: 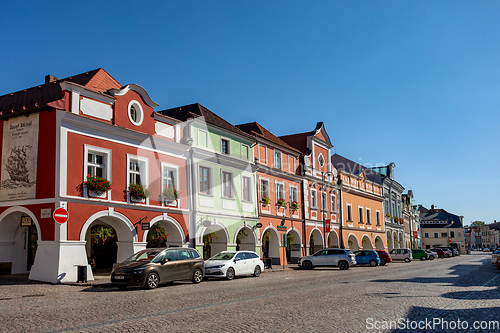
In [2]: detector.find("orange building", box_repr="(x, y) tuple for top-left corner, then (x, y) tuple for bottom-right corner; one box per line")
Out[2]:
(332, 154), (386, 251)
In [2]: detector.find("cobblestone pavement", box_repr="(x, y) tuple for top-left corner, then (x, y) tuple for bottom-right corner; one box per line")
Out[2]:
(0, 252), (498, 333)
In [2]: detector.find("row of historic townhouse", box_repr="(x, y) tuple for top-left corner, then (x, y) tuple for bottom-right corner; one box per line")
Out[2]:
(0, 69), (406, 283)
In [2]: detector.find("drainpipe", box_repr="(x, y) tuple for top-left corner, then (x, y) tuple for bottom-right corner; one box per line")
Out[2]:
(337, 179), (344, 249)
(301, 179), (307, 257)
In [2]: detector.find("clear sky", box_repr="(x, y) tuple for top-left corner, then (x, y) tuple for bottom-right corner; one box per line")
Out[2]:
(1, 1), (499, 225)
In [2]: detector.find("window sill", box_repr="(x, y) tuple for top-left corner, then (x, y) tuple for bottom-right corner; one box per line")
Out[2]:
(221, 196), (235, 201)
(199, 193), (214, 197)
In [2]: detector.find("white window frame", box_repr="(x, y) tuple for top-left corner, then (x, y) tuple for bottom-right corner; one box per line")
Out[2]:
(221, 137), (230, 155)
(434, 232), (439, 238)
(274, 150), (282, 170)
(199, 165), (212, 195)
(376, 210), (381, 226)
(127, 100), (144, 126)
(346, 204), (353, 222)
(358, 206), (364, 223)
(321, 192), (327, 212)
(289, 185), (298, 203)
(424, 232), (429, 238)
(311, 189), (317, 209)
(260, 144), (268, 165)
(126, 154), (148, 188)
(221, 170), (234, 198)
(161, 162), (179, 204)
(84, 145), (111, 182)
(260, 178), (270, 201)
(331, 194), (337, 213)
(275, 181), (285, 202)
(242, 175), (252, 202)
(241, 144), (250, 160)
(366, 208), (371, 225)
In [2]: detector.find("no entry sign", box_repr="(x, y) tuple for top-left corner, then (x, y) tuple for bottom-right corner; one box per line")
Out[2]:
(53, 207), (69, 224)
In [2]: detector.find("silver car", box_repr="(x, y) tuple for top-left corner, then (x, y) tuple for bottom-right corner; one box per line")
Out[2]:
(298, 248), (356, 270)
(389, 248), (413, 262)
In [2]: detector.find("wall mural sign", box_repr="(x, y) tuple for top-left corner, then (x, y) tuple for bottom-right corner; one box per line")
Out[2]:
(0, 114), (39, 201)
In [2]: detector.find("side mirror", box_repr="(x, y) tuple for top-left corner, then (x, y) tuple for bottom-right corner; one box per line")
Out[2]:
(161, 258), (169, 265)
(234, 258), (241, 262)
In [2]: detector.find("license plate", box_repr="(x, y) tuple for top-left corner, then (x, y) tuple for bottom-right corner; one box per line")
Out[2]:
(115, 275), (125, 280)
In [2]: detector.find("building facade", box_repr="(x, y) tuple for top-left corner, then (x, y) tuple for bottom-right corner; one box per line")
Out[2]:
(419, 205), (465, 254)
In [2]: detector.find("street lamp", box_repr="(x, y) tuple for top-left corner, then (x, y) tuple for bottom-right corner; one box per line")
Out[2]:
(321, 171), (334, 249)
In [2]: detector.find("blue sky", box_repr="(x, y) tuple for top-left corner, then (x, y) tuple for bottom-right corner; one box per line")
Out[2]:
(1, 1), (499, 225)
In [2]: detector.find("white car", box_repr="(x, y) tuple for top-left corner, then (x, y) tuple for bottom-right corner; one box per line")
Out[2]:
(204, 251), (264, 280)
(483, 248), (490, 252)
(426, 250), (438, 260)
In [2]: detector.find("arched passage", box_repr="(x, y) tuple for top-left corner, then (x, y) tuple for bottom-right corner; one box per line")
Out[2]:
(201, 223), (228, 260)
(328, 230), (340, 248)
(362, 235), (373, 250)
(348, 234), (360, 251)
(262, 227), (279, 266)
(235, 225), (257, 252)
(309, 228), (324, 255)
(144, 215), (186, 248)
(286, 229), (301, 264)
(0, 206), (41, 274)
(375, 235), (385, 250)
(80, 211), (138, 269)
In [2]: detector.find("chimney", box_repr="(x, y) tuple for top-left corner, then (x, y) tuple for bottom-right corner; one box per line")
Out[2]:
(45, 75), (59, 84)
(431, 204), (435, 210)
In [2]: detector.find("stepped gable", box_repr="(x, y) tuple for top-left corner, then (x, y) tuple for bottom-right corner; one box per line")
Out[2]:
(0, 68), (121, 117)
(236, 122), (301, 154)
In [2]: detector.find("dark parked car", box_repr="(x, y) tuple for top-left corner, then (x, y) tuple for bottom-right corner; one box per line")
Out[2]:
(375, 250), (392, 266)
(353, 250), (380, 267)
(432, 248), (446, 258)
(111, 248), (204, 289)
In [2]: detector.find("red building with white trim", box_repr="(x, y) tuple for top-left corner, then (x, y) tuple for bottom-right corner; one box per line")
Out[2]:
(0, 69), (191, 282)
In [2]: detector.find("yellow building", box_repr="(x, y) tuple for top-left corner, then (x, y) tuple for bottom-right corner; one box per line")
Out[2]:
(332, 154), (387, 251)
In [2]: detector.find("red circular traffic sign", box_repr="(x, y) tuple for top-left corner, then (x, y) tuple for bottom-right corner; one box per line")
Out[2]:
(53, 207), (69, 224)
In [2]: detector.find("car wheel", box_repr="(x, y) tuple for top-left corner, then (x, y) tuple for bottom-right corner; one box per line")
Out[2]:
(369, 260), (377, 267)
(429, 255), (435, 260)
(302, 261), (313, 270)
(404, 258), (410, 262)
(446, 254), (450, 258)
(338, 261), (349, 270)
(421, 256), (427, 261)
(226, 267), (235, 280)
(145, 272), (159, 289)
(380, 259), (386, 266)
(253, 266), (261, 277)
(192, 269), (203, 284)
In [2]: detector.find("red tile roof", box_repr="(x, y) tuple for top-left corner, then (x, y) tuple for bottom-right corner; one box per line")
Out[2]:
(236, 122), (301, 154)
(158, 103), (254, 140)
(0, 68), (121, 117)
(279, 132), (309, 154)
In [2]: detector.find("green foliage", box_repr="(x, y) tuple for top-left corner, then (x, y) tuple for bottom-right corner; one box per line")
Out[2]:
(163, 186), (179, 201)
(129, 183), (150, 199)
(471, 221), (486, 226)
(85, 175), (112, 193)
(91, 226), (115, 243)
(203, 232), (218, 247)
(261, 196), (271, 205)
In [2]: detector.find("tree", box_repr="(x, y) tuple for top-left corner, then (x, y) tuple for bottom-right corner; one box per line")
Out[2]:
(471, 221), (486, 226)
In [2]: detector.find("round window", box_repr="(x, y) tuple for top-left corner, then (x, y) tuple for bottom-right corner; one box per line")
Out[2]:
(128, 100), (143, 126)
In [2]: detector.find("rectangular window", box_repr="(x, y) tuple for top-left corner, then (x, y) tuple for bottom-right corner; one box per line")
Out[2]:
(242, 144), (249, 160)
(242, 176), (251, 201)
(221, 138), (229, 154)
(384, 200), (389, 214)
(376, 211), (380, 226)
(274, 151), (282, 170)
(450, 231), (455, 238)
(441, 232), (447, 238)
(347, 205), (352, 221)
(366, 209), (371, 225)
(198, 130), (208, 147)
(424, 233), (429, 238)
(260, 179), (270, 200)
(276, 183), (285, 201)
(290, 186), (298, 203)
(331, 194), (337, 213)
(359, 207), (364, 223)
(434, 232), (439, 238)
(162, 165), (177, 190)
(199, 166), (211, 194)
(311, 189), (317, 208)
(321, 192), (327, 212)
(222, 171), (233, 198)
(128, 157), (146, 185)
(87, 152), (105, 178)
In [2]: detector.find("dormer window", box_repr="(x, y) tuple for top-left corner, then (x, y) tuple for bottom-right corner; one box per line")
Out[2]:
(128, 100), (144, 126)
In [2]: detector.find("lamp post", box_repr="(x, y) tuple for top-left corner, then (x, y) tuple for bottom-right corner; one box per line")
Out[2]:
(337, 178), (344, 249)
(321, 171), (333, 249)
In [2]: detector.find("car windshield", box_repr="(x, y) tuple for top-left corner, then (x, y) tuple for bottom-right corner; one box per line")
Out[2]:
(209, 252), (236, 260)
(123, 249), (162, 262)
